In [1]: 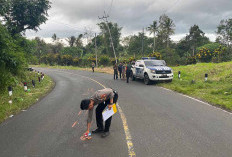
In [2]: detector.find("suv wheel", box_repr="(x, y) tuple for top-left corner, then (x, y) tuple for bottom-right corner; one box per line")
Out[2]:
(132, 75), (136, 81)
(144, 74), (151, 85)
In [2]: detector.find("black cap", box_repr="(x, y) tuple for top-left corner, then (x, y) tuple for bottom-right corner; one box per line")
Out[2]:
(80, 99), (90, 110)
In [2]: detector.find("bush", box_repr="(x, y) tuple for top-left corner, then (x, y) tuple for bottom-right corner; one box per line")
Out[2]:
(196, 47), (213, 62)
(73, 57), (79, 66)
(187, 56), (197, 64)
(99, 55), (110, 66)
(61, 55), (73, 66)
(148, 52), (162, 60)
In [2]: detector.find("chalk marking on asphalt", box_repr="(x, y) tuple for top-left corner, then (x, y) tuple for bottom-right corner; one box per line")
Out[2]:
(53, 69), (136, 157)
(72, 121), (78, 127)
(159, 87), (232, 115)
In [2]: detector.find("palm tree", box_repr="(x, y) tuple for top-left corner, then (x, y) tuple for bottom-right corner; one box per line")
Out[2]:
(147, 20), (158, 52)
(75, 34), (83, 47)
(66, 36), (76, 47)
(159, 14), (175, 48)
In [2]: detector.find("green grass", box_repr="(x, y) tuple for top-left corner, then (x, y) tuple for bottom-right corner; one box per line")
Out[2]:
(0, 71), (55, 123)
(32, 64), (82, 70)
(159, 61), (232, 111)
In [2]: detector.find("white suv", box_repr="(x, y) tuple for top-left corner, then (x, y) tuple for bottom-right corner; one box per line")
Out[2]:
(131, 57), (173, 85)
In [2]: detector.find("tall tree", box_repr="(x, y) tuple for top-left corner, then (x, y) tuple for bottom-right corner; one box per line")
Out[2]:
(0, 0), (51, 35)
(66, 36), (76, 47)
(52, 33), (57, 42)
(186, 25), (209, 55)
(75, 34), (83, 47)
(97, 22), (122, 57)
(176, 25), (209, 57)
(147, 20), (158, 52)
(216, 19), (232, 46)
(158, 14), (175, 48)
(0, 0), (9, 15)
(126, 33), (153, 57)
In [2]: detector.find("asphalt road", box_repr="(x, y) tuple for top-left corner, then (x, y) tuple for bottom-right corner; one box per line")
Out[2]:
(1, 68), (232, 157)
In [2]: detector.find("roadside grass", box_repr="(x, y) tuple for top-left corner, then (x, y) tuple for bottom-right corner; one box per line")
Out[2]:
(32, 64), (114, 74)
(160, 62), (232, 111)
(32, 61), (232, 111)
(0, 71), (55, 123)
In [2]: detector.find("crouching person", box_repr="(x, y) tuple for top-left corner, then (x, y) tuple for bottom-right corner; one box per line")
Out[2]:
(80, 88), (118, 138)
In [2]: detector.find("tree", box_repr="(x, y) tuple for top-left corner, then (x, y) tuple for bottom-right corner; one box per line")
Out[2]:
(216, 19), (232, 46)
(186, 25), (209, 55)
(0, 0), (51, 35)
(97, 22), (122, 57)
(52, 33), (57, 42)
(0, 0), (9, 15)
(147, 20), (158, 51)
(158, 14), (175, 48)
(176, 25), (209, 57)
(66, 36), (76, 47)
(126, 33), (153, 57)
(75, 34), (83, 47)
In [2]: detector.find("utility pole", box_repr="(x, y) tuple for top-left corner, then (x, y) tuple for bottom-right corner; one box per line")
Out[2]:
(99, 11), (117, 63)
(95, 33), (98, 67)
(142, 27), (144, 57)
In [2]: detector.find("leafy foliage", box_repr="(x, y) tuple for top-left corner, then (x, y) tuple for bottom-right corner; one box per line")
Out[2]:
(216, 19), (232, 46)
(0, 0), (51, 35)
(0, 23), (26, 92)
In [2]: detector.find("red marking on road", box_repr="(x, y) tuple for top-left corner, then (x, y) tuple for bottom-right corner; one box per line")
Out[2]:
(78, 111), (82, 116)
(72, 121), (78, 128)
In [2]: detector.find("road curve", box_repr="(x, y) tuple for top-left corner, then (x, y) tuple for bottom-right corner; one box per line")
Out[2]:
(0, 68), (232, 157)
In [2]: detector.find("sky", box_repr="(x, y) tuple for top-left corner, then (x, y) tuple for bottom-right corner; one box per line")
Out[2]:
(25, 0), (232, 43)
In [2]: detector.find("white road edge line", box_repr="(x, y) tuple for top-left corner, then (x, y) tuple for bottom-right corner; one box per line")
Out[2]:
(159, 87), (232, 115)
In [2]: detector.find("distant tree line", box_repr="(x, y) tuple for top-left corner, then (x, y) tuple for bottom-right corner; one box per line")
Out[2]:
(33, 14), (232, 67)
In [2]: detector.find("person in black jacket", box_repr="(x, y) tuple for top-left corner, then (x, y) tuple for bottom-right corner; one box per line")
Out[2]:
(126, 62), (132, 83)
(118, 63), (122, 79)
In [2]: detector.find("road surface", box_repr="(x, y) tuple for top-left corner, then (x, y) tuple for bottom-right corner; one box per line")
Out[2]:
(0, 68), (232, 157)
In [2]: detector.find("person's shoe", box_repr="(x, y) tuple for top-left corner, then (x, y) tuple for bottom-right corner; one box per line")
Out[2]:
(92, 128), (104, 134)
(101, 131), (110, 138)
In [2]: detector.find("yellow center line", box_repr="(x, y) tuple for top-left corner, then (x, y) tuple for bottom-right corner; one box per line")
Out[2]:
(53, 69), (136, 157)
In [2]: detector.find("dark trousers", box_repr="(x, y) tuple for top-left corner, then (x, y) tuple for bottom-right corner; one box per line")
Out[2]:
(95, 92), (118, 132)
(114, 70), (118, 80)
(119, 70), (122, 79)
(92, 67), (94, 72)
(126, 70), (130, 83)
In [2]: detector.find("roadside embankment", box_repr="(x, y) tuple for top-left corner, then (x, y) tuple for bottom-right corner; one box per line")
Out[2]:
(0, 70), (55, 123)
(160, 62), (232, 111)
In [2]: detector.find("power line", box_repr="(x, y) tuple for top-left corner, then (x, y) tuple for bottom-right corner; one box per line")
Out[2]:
(98, 11), (117, 63)
(108, 0), (114, 15)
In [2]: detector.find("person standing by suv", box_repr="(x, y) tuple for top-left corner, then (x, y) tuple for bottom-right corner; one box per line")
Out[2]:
(118, 63), (123, 79)
(126, 62), (132, 83)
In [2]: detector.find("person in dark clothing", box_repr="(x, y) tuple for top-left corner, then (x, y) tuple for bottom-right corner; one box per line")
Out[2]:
(118, 63), (123, 79)
(80, 88), (118, 138)
(126, 62), (132, 83)
(92, 62), (95, 73)
(113, 63), (118, 80)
